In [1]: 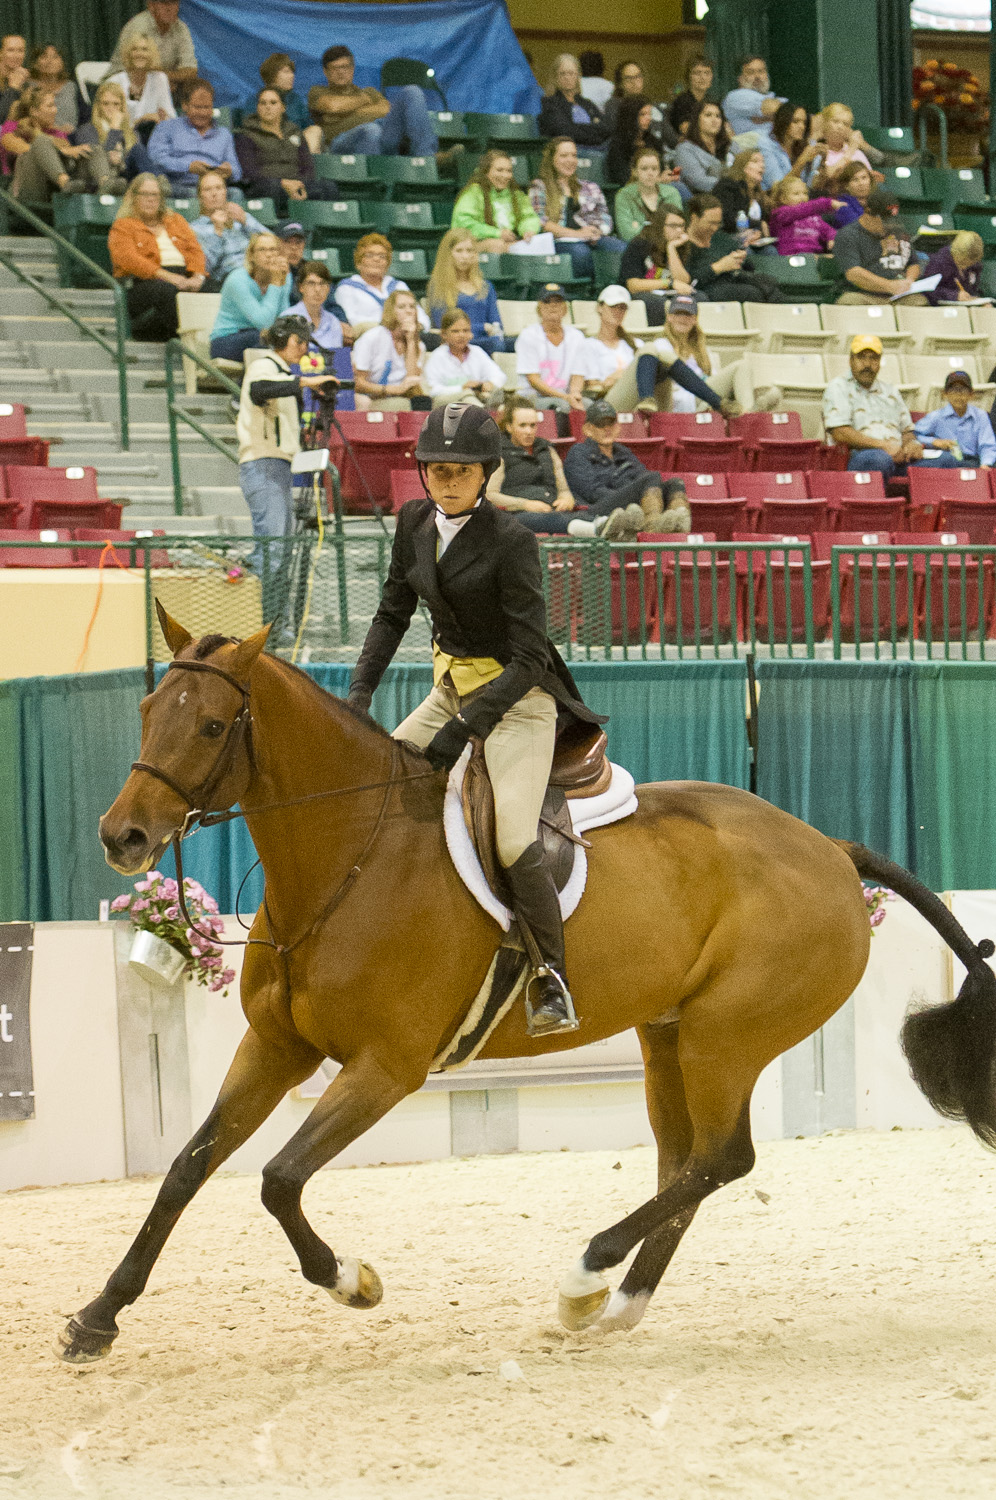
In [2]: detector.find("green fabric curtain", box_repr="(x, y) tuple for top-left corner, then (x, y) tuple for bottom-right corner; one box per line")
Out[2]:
(877, 0), (913, 128)
(909, 663), (996, 891)
(703, 0), (771, 98)
(3, 1), (142, 70)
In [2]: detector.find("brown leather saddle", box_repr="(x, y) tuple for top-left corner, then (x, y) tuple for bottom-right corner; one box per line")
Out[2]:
(461, 721), (610, 905)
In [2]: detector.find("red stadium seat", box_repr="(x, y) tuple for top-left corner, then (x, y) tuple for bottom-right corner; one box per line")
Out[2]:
(334, 412), (400, 440)
(750, 437), (827, 472)
(834, 495), (909, 530)
(330, 415), (416, 509)
(614, 436), (671, 472)
(734, 531), (830, 642)
(389, 468), (424, 511)
(0, 500), (17, 527)
(757, 498), (831, 535)
(0, 528), (80, 567)
(816, 531), (911, 641)
(893, 530), (991, 641)
(907, 465), (990, 507)
(935, 496), (996, 545)
(812, 469), (886, 501)
(728, 411), (802, 446)
(4, 464), (108, 527)
(684, 497), (750, 540)
(645, 411), (726, 440)
(0, 403), (48, 467)
(0, 403), (27, 439)
(27, 497), (123, 530)
(673, 435), (746, 472)
(656, 535), (734, 644)
(72, 528), (170, 568)
(727, 470), (809, 503)
(395, 410), (429, 441)
(673, 472), (729, 497)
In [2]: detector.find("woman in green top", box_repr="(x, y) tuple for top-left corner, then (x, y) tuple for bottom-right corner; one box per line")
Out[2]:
(613, 146), (684, 242)
(451, 150), (542, 254)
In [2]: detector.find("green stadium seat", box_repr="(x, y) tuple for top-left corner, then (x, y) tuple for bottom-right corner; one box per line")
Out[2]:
(882, 165), (924, 199)
(368, 155), (453, 202)
(763, 253), (839, 303)
(899, 206), (955, 242)
(296, 200), (373, 251)
(592, 248), (623, 290)
(428, 110), (470, 146)
(312, 154), (385, 201)
(499, 251), (588, 295)
(922, 166), (987, 210)
(244, 197), (278, 226)
(390, 248), (430, 290)
(211, 106), (233, 130)
(380, 58), (447, 110)
(855, 124), (916, 156)
(466, 112), (540, 150)
(53, 194), (116, 287)
(367, 201), (440, 247)
(308, 246), (343, 278)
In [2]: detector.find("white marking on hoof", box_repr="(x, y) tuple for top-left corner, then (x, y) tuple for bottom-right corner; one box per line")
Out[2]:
(558, 1259), (610, 1331)
(326, 1255), (383, 1310)
(596, 1289), (650, 1332)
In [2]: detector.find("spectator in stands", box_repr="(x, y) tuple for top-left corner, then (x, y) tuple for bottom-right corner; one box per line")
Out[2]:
(768, 176), (838, 256)
(110, 0), (197, 95)
(423, 310), (505, 407)
(235, 88), (339, 214)
(621, 203), (695, 323)
(579, 52), (613, 112)
(335, 232), (430, 332)
(828, 160), (873, 228)
(810, 103), (873, 183)
(486, 395), (641, 538)
(602, 62), (673, 142)
(824, 335), (961, 475)
(275, 221), (308, 298)
(760, 102), (819, 190)
(580, 284), (636, 399)
(236, 311), (340, 538)
(528, 137), (625, 281)
(607, 292), (780, 416)
(538, 54), (608, 147)
(565, 399), (690, 531)
(722, 54), (782, 140)
(75, 81), (154, 192)
(352, 288), (426, 411)
(209, 231), (292, 361)
(305, 44), (440, 160)
(0, 36), (29, 126)
(108, 35), (175, 131)
(451, 151), (541, 253)
(514, 284), (587, 418)
(913, 369), (995, 468)
(3, 86), (111, 199)
(669, 54), (715, 140)
(249, 54), (308, 130)
(923, 231), (983, 304)
(427, 230), (507, 354)
(287, 259), (345, 350)
(109, 172), (206, 340)
(714, 148), (768, 242)
(191, 171), (268, 287)
(677, 193), (782, 303)
(27, 44), (79, 130)
(149, 78), (240, 193)
(614, 147), (683, 241)
(606, 97), (666, 190)
(834, 189), (927, 305)
(673, 100), (733, 194)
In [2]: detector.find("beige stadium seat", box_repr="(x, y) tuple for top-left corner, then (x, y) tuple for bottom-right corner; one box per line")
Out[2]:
(176, 293), (241, 395)
(491, 351), (518, 389)
(824, 351), (917, 406)
(819, 303), (912, 353)
(745, 303), (835, 353)
(498, 300), (545, 336)
(696, 301), (760, 360)
(904, 353), (996, 411)
(894, 304), (988, 356)
(571, 300), (597, 333)
(748, 351), (826, 396)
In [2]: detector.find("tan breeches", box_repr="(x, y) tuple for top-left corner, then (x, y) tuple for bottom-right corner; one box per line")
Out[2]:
(393, 683), (558, 866)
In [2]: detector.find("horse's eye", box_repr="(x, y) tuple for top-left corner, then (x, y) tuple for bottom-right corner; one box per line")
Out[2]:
(201, 719), (226, 738)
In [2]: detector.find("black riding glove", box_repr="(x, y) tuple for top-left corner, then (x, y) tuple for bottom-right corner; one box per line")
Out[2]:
(424, 714), (472, 771)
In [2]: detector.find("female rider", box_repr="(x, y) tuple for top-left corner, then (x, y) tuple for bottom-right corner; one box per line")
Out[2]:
(348, 403), (606, 1035)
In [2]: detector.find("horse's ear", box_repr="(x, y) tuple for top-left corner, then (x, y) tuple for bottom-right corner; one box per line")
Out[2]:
(227, 622), (273, 683)
(156, 599), (193, 656)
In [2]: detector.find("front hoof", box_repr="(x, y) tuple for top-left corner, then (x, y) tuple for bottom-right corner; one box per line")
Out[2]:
(594, 1290), (650, 1333)
(558, 1261), (610, 1332)
(57, 1316), (118, 1365)
(327, 1256), (383, 1310)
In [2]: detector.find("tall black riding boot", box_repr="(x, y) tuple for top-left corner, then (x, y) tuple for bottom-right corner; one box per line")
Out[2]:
(504, 840), (580, 1036)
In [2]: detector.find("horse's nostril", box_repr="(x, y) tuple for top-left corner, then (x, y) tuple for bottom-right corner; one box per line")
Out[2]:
(103, 825), (146, 855)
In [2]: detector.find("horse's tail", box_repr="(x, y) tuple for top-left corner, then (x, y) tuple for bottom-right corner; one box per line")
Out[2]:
(837, 840), (996, 1150)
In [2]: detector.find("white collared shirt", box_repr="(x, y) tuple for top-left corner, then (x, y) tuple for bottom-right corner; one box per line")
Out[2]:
(435, 498), (481, 557)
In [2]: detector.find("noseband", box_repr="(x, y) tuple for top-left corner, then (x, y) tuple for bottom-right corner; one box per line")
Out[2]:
(131, 659), (254, 835)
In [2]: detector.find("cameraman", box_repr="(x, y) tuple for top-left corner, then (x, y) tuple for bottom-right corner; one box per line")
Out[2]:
(236, 312), (339, 536)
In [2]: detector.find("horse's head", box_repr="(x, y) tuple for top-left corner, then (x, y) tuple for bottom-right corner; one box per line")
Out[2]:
(100, 604), (271, 875)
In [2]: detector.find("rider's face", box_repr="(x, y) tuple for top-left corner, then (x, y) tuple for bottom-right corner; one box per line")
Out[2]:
(424, 462), (484, 514)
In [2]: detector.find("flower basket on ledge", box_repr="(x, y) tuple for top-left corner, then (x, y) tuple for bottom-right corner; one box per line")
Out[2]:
(112, 871), (236, 993)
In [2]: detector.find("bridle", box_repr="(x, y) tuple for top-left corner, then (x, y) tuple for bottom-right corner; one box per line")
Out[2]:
(127, 657), (434, 954)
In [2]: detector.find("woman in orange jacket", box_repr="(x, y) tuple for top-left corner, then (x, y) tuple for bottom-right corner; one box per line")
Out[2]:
(109, 172), (206, 341)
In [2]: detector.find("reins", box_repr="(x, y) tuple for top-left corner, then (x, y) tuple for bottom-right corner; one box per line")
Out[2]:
(131, 659), (435, 955)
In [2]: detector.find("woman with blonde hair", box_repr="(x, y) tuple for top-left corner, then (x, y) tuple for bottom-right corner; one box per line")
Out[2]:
(811, 102), (874, 181)
(108, 173), (206, 340)
(1, 85), (110, 200)
(538, 52), (607, 146)
(427, 229), (507, 353)
(351, 288), (426, 411)
(209, 231), (293, 360)
(451, 151), (542, 253)
(108, 35), (175, 129)
(528, 136), (624, 280)
(75, 79), (155, 189)
(924, 230), (984, 304)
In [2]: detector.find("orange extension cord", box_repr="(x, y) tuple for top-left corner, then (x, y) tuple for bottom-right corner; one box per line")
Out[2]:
(73, 539), (132, 673)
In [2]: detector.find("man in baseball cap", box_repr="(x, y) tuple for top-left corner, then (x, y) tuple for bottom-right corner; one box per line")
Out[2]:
(833, 185), (929, 306)
(913, 368), (996, 468)
(515, 286), (587, 419)
(823, 329), (962, 476)
(563, 397), (692, 532)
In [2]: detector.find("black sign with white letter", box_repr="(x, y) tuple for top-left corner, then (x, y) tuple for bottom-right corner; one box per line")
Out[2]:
(0, 923), (34, 1121)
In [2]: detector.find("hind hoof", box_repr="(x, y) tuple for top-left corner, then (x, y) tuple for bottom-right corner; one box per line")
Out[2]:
(57, 1316), (118, 1364)
(558, 1261), (610, 1331)
(327, 1256), (383, 1310)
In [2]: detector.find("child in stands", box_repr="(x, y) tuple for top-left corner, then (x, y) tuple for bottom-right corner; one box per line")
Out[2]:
(768, 175), (841, 256)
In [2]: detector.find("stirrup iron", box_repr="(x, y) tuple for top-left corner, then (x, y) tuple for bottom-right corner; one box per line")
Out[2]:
(524, 965), (580, 1037)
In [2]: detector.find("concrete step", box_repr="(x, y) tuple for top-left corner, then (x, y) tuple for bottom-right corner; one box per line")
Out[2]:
(188, 486), (251, 519)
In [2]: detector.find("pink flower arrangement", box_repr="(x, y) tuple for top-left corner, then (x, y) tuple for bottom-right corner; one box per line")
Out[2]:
(111, 871), (236, 993)
(863, 882), (893, 932)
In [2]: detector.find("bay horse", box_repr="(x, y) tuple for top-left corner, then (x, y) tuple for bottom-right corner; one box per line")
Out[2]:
(60, 610), (996, 1361)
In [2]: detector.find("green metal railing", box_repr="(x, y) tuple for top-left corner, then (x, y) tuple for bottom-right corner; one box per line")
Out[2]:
(830, 543), (996, 661)
(164, 338), (241, 514)
(0, 187), (131, 449)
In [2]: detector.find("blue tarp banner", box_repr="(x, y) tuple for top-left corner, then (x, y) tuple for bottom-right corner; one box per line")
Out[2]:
(182, 0), (541, 113)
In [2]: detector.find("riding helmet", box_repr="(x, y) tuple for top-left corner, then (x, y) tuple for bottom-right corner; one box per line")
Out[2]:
(414, 403), (502, 483)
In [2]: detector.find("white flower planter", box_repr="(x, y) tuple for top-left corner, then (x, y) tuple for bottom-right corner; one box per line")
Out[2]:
(128, 929), (187, 988)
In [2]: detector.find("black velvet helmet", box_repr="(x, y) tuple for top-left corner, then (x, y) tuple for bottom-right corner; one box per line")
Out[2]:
(415, 403), (502, 484)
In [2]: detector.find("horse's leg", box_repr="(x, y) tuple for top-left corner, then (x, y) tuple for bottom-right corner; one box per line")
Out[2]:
(59, 1027), (321, 1363)
(259, 1053), (409, 1309)
(559, 1004), (759, 1332)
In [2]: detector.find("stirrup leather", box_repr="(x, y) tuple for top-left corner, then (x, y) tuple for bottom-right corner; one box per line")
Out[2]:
(524, 965), (580, 1036)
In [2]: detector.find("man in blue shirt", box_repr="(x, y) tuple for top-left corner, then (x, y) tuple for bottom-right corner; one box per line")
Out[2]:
(722, 55), (782, 140)
(149, 78), (241, 193)
(914, 369), (996, 468)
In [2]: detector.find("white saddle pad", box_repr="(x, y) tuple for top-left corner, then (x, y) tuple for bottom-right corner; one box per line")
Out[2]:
(444, 746), (638, 931)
